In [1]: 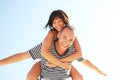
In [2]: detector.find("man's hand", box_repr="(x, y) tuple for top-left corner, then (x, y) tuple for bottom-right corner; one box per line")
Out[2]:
(97, 70), (107, 76)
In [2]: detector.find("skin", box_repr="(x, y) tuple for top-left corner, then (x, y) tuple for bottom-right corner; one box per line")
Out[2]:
(52, 17), (65, 32)
(56, 27), (75, 54)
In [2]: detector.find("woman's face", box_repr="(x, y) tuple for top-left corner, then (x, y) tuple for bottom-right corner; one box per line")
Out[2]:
(52, 17), (65, 32)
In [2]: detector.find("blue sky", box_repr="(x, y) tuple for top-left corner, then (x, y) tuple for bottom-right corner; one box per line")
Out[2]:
(0, 0), (119, 80)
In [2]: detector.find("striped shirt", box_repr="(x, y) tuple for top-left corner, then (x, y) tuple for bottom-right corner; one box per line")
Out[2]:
(29, 41), (83, 80)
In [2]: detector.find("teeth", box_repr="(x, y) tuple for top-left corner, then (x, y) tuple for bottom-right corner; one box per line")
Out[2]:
(57, 27), (61, 29)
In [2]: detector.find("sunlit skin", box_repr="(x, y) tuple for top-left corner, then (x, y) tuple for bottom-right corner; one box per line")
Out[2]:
(52, 17), (65, 32)
(52, 17), (75, 54)
(56, 28), (75, 54)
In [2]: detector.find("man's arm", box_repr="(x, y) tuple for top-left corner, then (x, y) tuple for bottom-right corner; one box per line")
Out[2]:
(81, 59), (107, 76)
(0, 51), (31, 66)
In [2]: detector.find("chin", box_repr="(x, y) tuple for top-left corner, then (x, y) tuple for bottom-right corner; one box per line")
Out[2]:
(62, 48), (67, 51)
(61, 46), (67, 51)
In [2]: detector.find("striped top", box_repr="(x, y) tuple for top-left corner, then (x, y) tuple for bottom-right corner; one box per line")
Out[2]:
(29, 41), (83, 80)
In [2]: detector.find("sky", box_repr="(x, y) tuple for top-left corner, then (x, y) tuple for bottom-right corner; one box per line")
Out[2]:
(0, 0), (120, 80)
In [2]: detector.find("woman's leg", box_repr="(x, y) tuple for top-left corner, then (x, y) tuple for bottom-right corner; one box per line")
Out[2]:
(26, 62), (41, 80)
(70, 65), (84, 80)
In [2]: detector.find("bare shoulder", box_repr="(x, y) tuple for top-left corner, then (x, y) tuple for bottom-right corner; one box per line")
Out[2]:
(47, 30), (55, 36)
(46, 30), (55, 39)
(42, 30), (55, 45)
(73, 37), (80, 47)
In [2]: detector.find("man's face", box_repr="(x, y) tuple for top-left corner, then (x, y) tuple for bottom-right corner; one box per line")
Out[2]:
(57, 28), (75, 51)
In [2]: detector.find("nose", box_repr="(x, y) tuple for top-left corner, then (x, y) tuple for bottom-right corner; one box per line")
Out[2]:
(56, 22), (60, 27)
(63, 41), (69, 47)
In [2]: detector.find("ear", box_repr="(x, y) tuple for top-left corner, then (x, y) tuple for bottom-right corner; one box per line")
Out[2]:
(57, 32), (61, 39)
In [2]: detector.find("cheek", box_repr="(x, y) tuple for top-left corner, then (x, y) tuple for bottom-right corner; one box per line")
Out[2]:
(59, 39), (63, 43)
(59, 22), (65, 26)
(59, 39), (65, 45)
(69, 41), (74, 46)
(52, 24), (56, 28)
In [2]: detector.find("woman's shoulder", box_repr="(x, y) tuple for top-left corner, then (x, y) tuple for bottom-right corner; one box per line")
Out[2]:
(48, 30), (57, 36)
(45, 30), (56, 39)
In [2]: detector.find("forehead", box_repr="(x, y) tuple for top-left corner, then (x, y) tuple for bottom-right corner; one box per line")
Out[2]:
(60, 28), (75, 38)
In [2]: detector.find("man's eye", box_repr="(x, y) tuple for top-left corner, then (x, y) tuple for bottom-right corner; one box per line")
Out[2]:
(68, 39), (72, 42)
(63, 36), (67, 39)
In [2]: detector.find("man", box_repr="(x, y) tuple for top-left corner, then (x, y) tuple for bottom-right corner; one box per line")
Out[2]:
(29, 26), (83, 80)
(0, 26), (107, 80)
